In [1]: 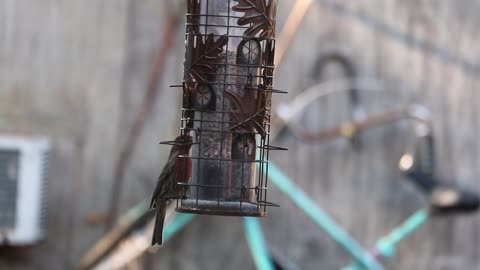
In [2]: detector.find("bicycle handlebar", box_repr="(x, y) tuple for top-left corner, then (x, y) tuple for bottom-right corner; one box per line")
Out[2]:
(404, 170), (480, 214)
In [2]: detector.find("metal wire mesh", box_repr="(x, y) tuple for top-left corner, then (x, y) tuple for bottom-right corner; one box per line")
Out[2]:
(167, 0), (284, 216)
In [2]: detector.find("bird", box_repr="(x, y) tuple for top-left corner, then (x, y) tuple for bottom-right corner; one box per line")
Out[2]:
(150, 134), (193, 246)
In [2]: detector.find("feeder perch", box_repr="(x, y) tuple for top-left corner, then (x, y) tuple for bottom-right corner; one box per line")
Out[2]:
(166, 0), (286, 217)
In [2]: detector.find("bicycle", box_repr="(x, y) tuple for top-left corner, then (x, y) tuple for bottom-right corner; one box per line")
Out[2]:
(270, 53), (479, 269)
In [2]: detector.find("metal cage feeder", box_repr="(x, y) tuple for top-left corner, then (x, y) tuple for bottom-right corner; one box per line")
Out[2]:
(166, 0), (285, 217)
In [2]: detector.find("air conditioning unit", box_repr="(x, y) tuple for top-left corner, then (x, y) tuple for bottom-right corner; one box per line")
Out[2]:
(0, 135), (50, 245)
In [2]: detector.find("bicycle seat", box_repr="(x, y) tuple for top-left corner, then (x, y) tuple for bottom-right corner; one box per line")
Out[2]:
(404, 170), (480, 215)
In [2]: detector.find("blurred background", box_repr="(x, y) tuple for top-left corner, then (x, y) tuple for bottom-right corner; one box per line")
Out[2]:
(1, 0), (480, 269)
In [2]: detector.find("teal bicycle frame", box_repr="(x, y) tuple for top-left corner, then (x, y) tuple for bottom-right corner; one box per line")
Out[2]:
(160, 161), (428, 270)
(342, 210), (428, 270)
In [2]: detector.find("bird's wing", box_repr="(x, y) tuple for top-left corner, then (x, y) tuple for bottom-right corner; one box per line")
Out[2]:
(150, 147), (180, 208)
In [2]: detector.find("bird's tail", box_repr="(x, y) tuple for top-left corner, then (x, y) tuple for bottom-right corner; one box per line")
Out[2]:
(152, 200), (167, 246)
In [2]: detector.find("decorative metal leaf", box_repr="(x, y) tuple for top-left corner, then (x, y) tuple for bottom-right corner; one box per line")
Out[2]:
(187, 0), (201, 33)
(225, 80), (271, 138)
(184, 34), (228, 83)
(232, 0), (277, 40)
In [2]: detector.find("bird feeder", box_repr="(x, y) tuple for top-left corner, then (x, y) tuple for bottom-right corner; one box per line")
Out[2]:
(168, 0), (285, 217)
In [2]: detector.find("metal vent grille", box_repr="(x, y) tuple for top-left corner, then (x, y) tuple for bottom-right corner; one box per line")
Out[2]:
(39, 150), (49, 234)
(0, 150), (19, 229)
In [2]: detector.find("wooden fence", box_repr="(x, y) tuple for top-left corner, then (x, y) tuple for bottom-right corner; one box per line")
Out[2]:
(1, 0), (479, 269)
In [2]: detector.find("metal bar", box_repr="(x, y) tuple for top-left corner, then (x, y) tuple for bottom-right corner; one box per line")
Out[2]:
(297, 107), (407, 142)
(266, 162), (385, 270)
(179, 155), (268, 163)
(342, 209), (429, 270)
(279, 105), (432, 144)
(181, 127), (271, 136)
(177, 182), (266, 190)
(186, 13), (243, 19)
(186, 23), (249, 29)
(243, 217), (275, 270)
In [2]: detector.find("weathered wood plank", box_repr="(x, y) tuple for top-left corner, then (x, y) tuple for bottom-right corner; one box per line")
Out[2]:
(1, 0), (480, 269)
(0, 0), (129, 269)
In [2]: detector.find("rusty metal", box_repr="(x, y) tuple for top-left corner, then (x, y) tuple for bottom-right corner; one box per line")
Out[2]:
(184, 34), (228, 83)
(225, 79), (271, 138)
(312, 52), (363, 147)
(271, 78), (433, 144)
(276, 104), (432, 144)
(233, 0), (277, 40)
(171, 0), (285, 217)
